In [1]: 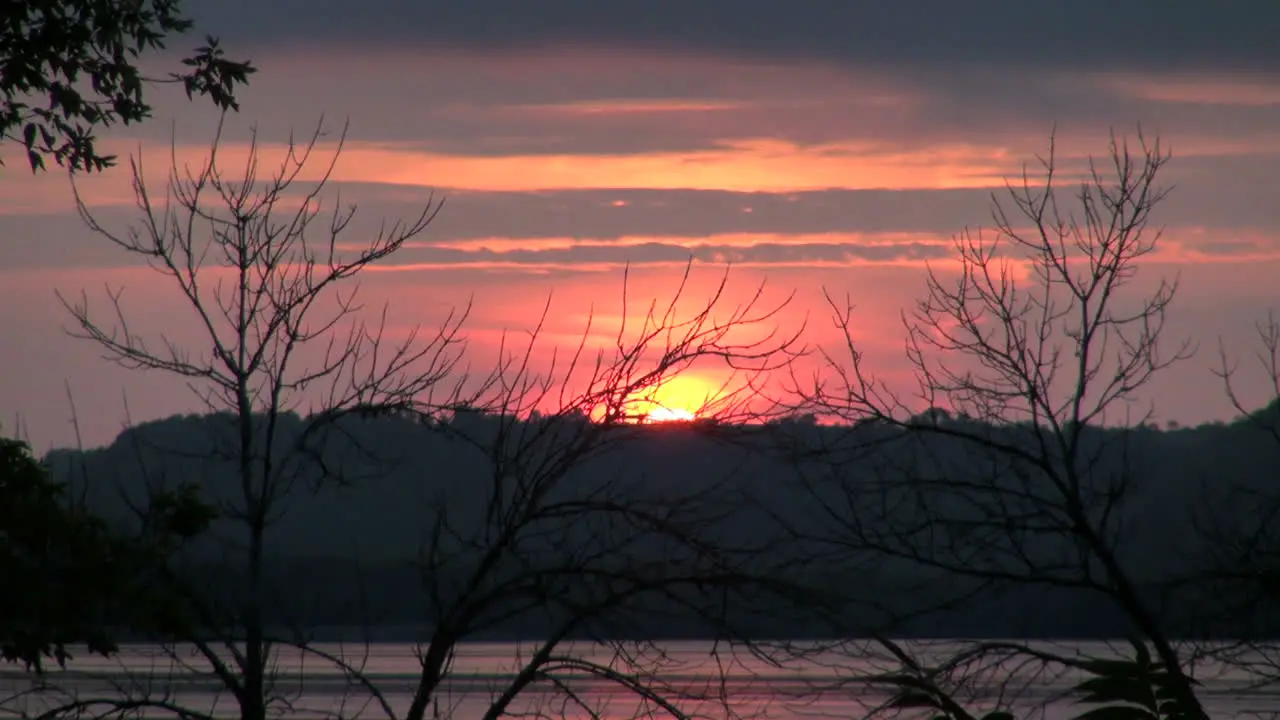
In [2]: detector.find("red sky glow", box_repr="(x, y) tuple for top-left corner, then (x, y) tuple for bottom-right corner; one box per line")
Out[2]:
(3, 37), (1280, 450)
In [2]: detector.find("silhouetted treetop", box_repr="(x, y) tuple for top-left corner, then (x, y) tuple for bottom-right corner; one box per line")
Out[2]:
(1, 0), (255, 173)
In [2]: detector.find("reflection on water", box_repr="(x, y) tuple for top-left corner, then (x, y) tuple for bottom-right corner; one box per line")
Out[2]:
(2, 640), (1278, 719)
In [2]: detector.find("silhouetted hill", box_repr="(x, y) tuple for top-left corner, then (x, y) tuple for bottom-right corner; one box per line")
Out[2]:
(41, 408), (1280, 641)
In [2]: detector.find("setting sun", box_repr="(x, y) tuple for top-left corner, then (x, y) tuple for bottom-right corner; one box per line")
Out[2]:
(624, 373), (720, 424)
(644, 406), (697, 424)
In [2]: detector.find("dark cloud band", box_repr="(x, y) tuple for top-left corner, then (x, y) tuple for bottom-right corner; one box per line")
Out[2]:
(188, 0), (1280, 72)
(375, 239), (952, 270)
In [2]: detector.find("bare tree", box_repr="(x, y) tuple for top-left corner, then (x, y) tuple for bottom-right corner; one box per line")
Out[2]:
(1166, 311), (1280, 692)
(33, 115), (470, 720)
(298, 263), (809, 720)
(12, 110), (813, 720)
(779, 130), (1212, 718)
(1217, 310), (1280, 443)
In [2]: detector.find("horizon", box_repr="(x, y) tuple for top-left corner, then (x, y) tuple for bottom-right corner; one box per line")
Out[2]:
(34, 397), (1280, 457)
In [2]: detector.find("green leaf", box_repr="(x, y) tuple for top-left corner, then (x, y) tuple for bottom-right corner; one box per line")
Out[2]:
(1, 1), (254, 175)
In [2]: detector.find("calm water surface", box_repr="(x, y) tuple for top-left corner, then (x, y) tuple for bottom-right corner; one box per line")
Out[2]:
(3, 641), (1278, 719)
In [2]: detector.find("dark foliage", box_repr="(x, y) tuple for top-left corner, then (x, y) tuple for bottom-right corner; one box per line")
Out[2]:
(0, 0), (255, 173)
(0, 432), (214, 672)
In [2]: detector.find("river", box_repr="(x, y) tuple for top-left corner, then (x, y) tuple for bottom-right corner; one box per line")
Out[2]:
(2, 640), (1277, 719)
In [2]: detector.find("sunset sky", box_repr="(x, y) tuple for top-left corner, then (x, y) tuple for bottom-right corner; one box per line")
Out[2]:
(4, 0), (1280, 450)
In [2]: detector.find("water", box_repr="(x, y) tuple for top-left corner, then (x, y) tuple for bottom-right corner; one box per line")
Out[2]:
(2, 640), (1278, 719)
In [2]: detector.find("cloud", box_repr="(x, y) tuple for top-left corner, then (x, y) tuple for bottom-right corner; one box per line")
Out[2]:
(12, 178), (1280, 273)
(365, 236), (953, 272)
(0, 134), (1036, 213)
(277, 137), (1024, 193)
(72, 46), (1280, 189)
(0, 212), (954, 272)
(1097, 74), (1280, 107)
(397, 188), (1003, 240)
(1166, 228), (1280, 260)
(510, 99), (755, 116)
(186, 0), (1280, 73)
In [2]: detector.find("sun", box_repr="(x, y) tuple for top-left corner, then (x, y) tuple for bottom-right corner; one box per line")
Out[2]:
(629, 374), (718, 424)
(644, 406), (697, 424)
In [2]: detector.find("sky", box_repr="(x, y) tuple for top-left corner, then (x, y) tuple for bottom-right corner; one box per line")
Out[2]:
(3, 1), (1280, 450)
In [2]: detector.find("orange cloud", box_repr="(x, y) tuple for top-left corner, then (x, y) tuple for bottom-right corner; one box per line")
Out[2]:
(26, 136), (1025, 201)
(354, 138), (1025, 192)
(0, 137), (1031, 216)
(0, 168), (138, 214)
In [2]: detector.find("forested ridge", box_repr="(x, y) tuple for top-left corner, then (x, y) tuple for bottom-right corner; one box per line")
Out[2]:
(44, 402), (1280, 641)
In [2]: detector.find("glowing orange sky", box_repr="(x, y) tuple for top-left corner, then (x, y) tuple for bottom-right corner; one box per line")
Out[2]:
(2, 47), (1280, 450)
